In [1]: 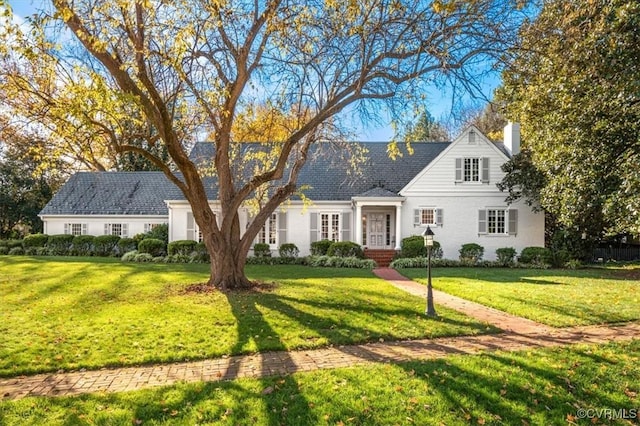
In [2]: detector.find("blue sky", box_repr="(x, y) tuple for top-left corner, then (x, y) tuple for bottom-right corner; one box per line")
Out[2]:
(7, 0), (500, 141)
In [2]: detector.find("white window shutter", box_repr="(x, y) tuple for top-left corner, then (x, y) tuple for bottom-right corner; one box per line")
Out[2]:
(482, 157), (490, 183)
(81, 224), (87, 235)
(104, 223), (109, 235)
(64, 223), (69, 235)
(455, 158), (463, 182)
(122, 224), (128, 237)
(310, 213), (318, 243)
(186, 212), (195, 241)
(436, 209), (443, 226)
(414, 209), (421, 226)
(508, 209), (518, 235)
(478, 210), (487, 234)
(144, 223), (149, 233)
(342, 212), (351, 242)
(278, 211), (287, 245)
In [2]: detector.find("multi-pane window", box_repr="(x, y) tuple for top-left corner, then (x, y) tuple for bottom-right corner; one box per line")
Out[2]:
(487, 209), (506, 234)
(259, 213), (277, 245)
(415, 208), (441, 226)
(421, 209), (435, 225)
(464, 158), (480, 182)
(65, 223), (86, 236)
(104, 223), (128, 237)
(321, 213), (340, 242)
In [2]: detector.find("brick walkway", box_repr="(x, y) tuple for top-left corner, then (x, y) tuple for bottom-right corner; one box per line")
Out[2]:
(2, 269), (638, 401)
(372, 268), (553, 334)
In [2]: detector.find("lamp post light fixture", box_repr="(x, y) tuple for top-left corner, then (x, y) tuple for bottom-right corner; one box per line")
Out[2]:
(422, 226), (437, 317)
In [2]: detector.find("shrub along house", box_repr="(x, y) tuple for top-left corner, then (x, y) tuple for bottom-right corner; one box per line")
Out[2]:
(39, 124), (544, 265)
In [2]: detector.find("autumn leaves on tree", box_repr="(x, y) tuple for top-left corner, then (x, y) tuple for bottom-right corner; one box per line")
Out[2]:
(1, 0), (527, 289)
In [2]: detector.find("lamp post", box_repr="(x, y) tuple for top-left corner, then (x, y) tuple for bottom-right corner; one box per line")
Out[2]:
(422, 226), (437, 317)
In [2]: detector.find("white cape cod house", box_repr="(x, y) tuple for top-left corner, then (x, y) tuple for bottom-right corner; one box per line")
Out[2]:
(39, 124), (544, 263)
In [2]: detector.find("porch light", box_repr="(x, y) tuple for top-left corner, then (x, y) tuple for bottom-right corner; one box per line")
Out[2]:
(423, 225), (434, 247)
(422, 226), (437, 317)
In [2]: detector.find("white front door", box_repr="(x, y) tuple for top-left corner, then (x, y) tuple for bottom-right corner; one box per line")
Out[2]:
(368, 213), (386, 248)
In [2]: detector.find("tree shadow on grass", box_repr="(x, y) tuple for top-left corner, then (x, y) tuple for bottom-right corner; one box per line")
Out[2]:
(498, 293), (638, 326)
(225, 292), (316, 425)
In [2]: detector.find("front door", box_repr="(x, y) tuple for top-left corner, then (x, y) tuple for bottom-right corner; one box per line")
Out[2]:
(368, 213), (386, 248)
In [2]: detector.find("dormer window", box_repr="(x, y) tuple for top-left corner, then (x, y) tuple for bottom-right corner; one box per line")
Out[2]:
(455, 157), (490, 184)
(464, 158), (480, 182)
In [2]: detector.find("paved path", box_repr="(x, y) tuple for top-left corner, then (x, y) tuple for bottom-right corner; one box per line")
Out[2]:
(372, 268), (553, 334)
(2, 268), (638, 401)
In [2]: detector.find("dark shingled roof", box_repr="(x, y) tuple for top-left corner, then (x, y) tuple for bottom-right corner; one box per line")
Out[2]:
(40, 172), (182, 215)
(355, 187), (403, 198)
(41, 142), (449, 215)
(191, 142), (449, 201)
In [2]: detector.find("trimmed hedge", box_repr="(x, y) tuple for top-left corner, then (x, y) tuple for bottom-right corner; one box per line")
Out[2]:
(72, 235), (95, 256)
(279, 243), (299, 258)
(496, 247), (517, 266)
(245, 256), (307, 265)
(190, 242), (210, 263)
(398, 235), (443, 259)
(391, 257), (463, 268)
(46, 234), (74, 255)
(138, 238), (166, 257)
(459, 243), (484, 265)
(253, 243), (271, 257)
(327, 241), (364, 258)
(94, 235), (121, 257)
(307, 255), (376, 269)
(310, 239), (333, 256)
(23, 234), (49, 248)
(117, 237), (137, 254)
(0, 247), (8, 255)
(519, 247), (550, 265)
(9, 247), (24, 255)
(7, 239), (23, 249)
(167, 240), (197, 256)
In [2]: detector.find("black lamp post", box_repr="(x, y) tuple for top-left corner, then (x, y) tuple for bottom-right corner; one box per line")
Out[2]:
(422, 226), (437, 317)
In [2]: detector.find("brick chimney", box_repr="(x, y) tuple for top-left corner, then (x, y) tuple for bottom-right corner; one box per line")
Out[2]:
(504, 122), (520, 156)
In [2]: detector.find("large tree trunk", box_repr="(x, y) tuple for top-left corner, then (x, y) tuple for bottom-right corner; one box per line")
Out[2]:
(207, 245), (253, 291)
(201, 210), (254, 291)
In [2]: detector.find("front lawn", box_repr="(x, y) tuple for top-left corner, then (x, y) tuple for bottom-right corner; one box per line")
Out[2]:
(0, 257), (494, 377)
(400, 266), (640, 327)
(1, 339), (638, 425)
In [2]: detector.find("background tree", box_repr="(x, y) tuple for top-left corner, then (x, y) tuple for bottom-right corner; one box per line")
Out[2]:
(458, 102), (507, 141)
(0, 141), (63, 238)
(396, 108), (449, 142)
(498, 0), (640, 237)
(2, 0), (528, 289)
(0, 11), (167, 172)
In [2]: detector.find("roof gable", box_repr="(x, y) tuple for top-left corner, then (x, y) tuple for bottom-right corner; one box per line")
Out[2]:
(400, 126), (510, 194)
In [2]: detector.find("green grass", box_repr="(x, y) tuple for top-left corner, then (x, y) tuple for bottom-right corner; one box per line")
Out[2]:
(0, 257), (495, 377)
(400, 266), (640, 327)
(1, 339), (638, 425)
